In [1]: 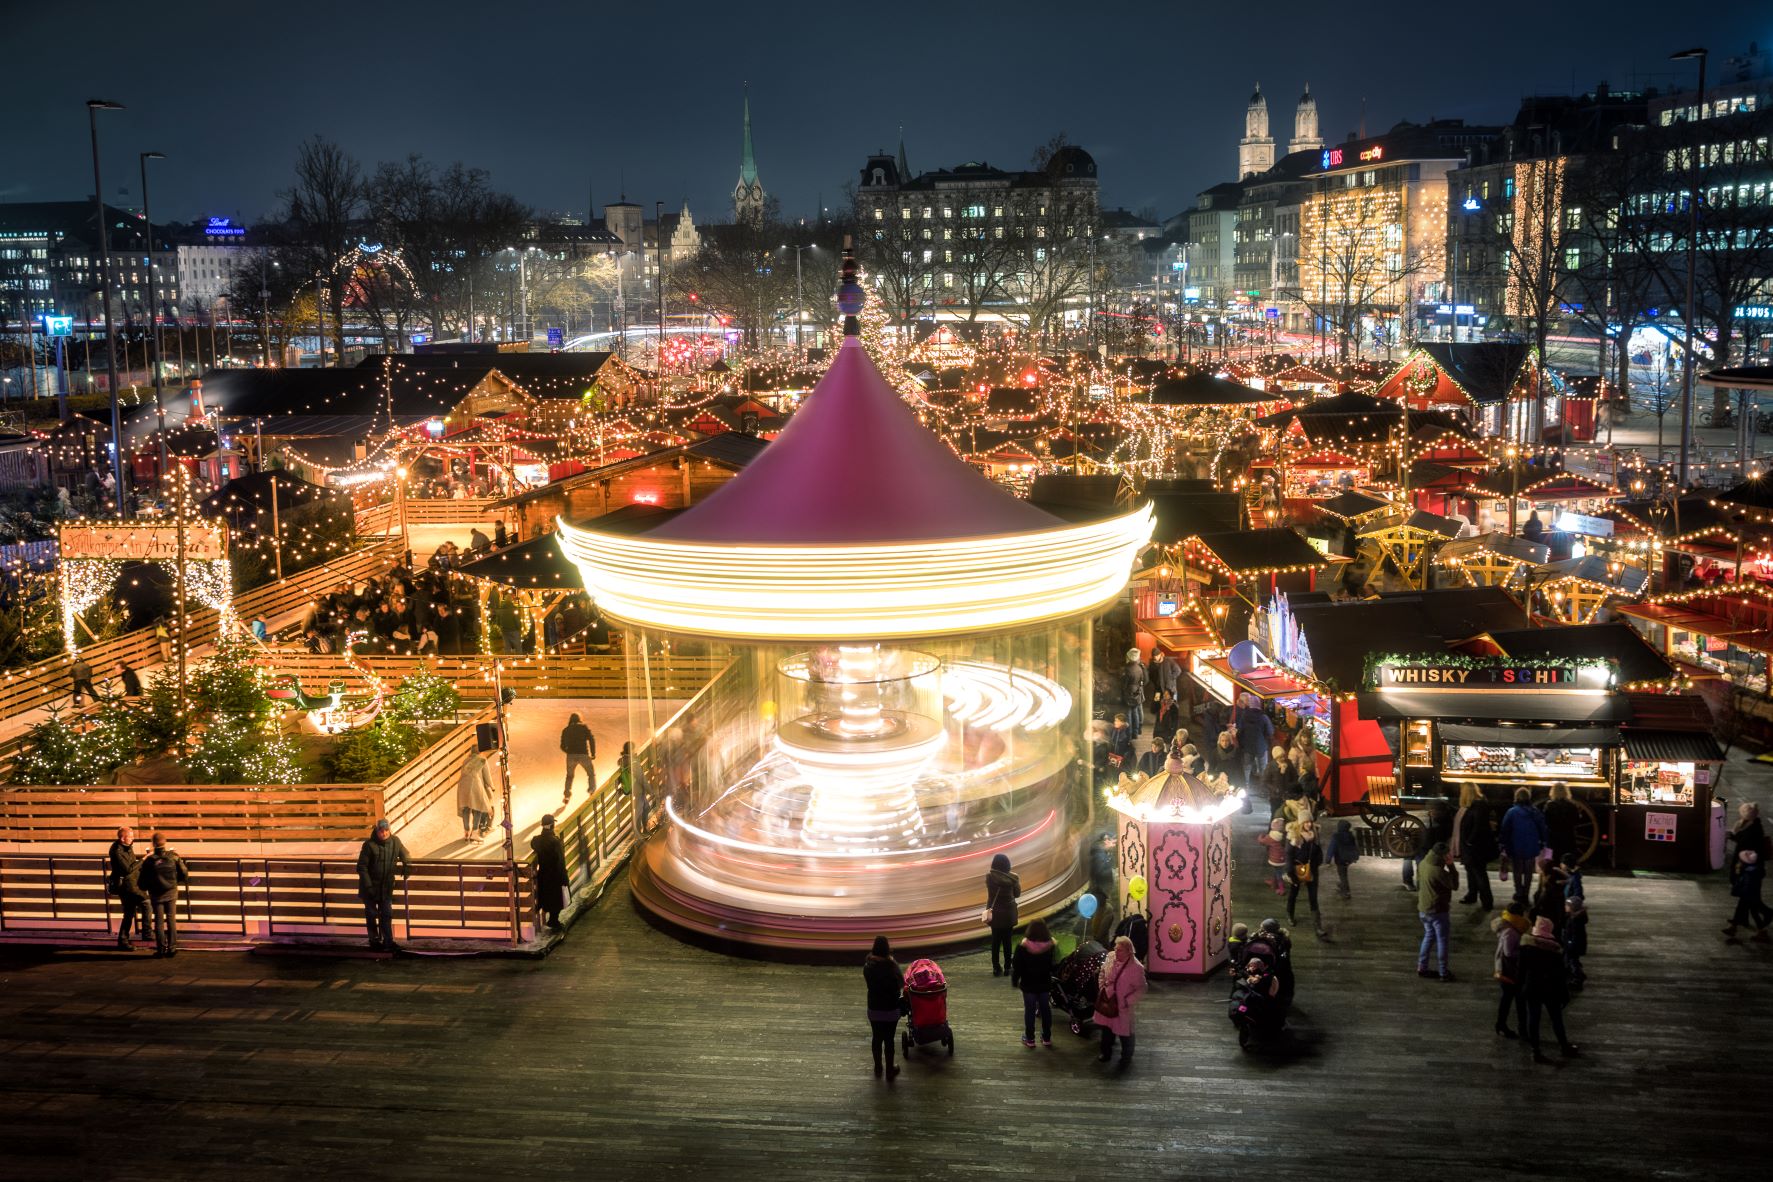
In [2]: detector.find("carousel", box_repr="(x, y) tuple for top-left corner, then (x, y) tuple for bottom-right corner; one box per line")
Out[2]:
(555, 251), (1153, 952)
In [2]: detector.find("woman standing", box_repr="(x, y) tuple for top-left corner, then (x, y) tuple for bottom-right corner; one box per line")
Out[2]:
(985, 854), (1021, 978)
(1491, 902), (1529, 1038)
(1725, 849), (1773, 942)
(1094, 935), (1149, 1066)
(1285, 818), (1325, 936)
(1152, 691), (1180, 746)
(457, 749), (495, 842)
(1727, 803), (1768, 879)
(1011, 918), (1057, 1047)
(1261, 747), (1295, 819)
(1455, 783), (1499, 911)
(1520, 916), (1579, 1062)
(1542, 784), (1583, 867)
(863, 936), (904, 1080)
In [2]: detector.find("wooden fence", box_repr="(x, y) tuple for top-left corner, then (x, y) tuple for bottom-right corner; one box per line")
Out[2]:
(0, 853), (526, 942)
(403, 496), (500, 526)
(354, 500), (398, 537)
(259, 649), (724, 701)
(380, 704), (497, 831)
(0, 785), (385, 844)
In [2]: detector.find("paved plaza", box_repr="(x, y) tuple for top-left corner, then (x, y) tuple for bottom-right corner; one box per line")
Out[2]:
(3, 760), (1769, 1180)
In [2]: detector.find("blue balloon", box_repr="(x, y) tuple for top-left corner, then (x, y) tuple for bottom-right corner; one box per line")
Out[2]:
(1077, 893), (1099, 919)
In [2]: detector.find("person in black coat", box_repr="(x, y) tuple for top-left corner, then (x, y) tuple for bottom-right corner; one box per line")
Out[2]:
(107, 826), (150, 950)
(985, 853), (1022, 978)
(356, 819), (412, 952)
(1011, 919), (1058, 1047)
(1520, 917), (1579, 1062)
(863, 936), (905, 1080)
(531, 814), (570, 934)
(1456, 785), (1500, 911)
(138, 833), (190, 957)
(1285, 819), (1326, 936)
(1542, 785), (1584, 867)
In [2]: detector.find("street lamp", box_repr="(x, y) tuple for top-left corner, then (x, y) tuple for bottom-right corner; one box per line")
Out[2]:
(1671, 46), (1708, 488)
(780, 244), (815, 352)
(139, 150), (169, 485)
(87, 98), (127, 513)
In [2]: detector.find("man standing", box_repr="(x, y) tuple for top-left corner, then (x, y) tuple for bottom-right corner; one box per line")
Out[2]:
(356, 818), (412, 952)
(1416, 841), (1459, 982)
(559, 712), (597, 807)
(1157, 650), (1182, 702)
(107, 826), (149, 950)
(1234, 696), (1274, 790)
(139, 833), (189, 957)
(70, 651), (99, 706)
(1498, 788), (1549, 907)
(1121, 648), (1147, 736)
(531, 814), (570, 934)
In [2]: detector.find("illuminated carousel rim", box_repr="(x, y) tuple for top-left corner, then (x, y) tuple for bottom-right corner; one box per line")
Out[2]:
(553, 504), (1155, 640)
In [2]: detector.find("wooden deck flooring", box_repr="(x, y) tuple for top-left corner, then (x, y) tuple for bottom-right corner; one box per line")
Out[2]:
(0, 804), (1768, 1180)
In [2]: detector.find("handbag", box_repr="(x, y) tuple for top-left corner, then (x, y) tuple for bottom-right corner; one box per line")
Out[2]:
(982, 884), (998, 928)
(1294, 863), (1313, 883)
(1095, 969), (1121, 1018)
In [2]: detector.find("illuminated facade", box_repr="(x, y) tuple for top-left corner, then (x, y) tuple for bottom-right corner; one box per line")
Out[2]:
(556, 254), (1151, 951)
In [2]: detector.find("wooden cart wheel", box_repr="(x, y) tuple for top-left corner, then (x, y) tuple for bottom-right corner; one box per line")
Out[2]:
(1358, 805), (1393, 831)
(1571, 799), (1600, 865)
(1382, 813), (1425, 858)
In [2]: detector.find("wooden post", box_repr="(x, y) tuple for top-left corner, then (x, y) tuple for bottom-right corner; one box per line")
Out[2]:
(175, 466), (189, 759)
(268, 473), (284, 581)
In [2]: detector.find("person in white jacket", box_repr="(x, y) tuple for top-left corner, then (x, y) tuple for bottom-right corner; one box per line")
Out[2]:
(1095, 935), (1149, 1066)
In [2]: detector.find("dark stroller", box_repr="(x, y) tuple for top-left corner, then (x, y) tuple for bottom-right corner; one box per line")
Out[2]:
(900, 958), (954, 1056)
(1228, 928), (1291, 1049)
(1114, 912), (1149, 961)
(1050, 939), (1109, 1035)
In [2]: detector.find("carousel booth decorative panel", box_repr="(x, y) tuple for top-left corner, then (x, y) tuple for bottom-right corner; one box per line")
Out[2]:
(1107, 770), (1239, 977)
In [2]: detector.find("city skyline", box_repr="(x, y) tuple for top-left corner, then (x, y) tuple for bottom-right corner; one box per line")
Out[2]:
(3, 0), (1757, 227)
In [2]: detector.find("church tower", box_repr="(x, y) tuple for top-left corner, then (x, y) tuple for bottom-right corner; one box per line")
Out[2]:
(733, 91), (765, 226)
(1289, 84), (1323, 155)
(1239, 84), (1275, 178)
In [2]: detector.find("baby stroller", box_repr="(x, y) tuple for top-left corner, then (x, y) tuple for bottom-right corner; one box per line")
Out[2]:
(1050, 939), (1109, 1035)
(900, 958), (954, 1057)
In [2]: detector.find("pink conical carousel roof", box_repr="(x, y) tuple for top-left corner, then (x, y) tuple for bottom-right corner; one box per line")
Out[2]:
(647, 337), (1058, 543)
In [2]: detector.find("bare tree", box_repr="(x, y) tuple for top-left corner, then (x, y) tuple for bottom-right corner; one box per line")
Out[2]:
(280, 137), (363, 364)
(1494, 151), (1577, 441)
(1299, 178), (1443, 361)
(1565, 147), (1666, 418)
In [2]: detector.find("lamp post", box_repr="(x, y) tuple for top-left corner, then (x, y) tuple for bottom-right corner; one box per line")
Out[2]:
(139, 151), (169, 486)
(781, 244), (813, 353)
(87, 99), (127, 513)
(1672, 46), (1708, 488)
(394, 464), (410, 558)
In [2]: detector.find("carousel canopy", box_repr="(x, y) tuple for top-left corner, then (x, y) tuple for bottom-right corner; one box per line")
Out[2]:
(1146, 372), (1272, 406)
(457, 534), (585, 591)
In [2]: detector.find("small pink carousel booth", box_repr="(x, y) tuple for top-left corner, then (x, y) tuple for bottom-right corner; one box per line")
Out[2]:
(1105, 766), (1241, 977)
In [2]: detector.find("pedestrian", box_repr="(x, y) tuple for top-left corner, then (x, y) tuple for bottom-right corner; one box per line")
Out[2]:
(1521, 916), (1580, 1062)
(69, 651), (99, 706)
(985, 853), (1021, 977)
(1259, 917), (1296, 1006)
(155, 621), (172, 663)
(1208, 728), (1239, 782)
(1324, 818), (1360, 899)
(1158, 650), (1181, 701)
(1560, 852), (1585, 903)
(1416, 841), (1458, 982)
(1121, 648), (1147, 735)
(1137, 737), (1166, 778)
(1455, 783), (1499, 911)
(1542, 784), (1583, 867)
(469, 527), (490, 554)
(863, 934), (904, 1080)
(458, 749), (496, 841)
(356, 818), (411, 952)
(1491, 902), (1530, 1038)
(559, 712), (597, 806)
(1563, 893), (1588, 987)
(1725, 848), (1773, 942)
(250, 616), (269, 642)
(1726, 802), (1768, 877)
(531, 813), (569, 934)
(1012, 918), (1057, 1048)
(1532, 858), (1570, 939)
(494, 520), (509, 549)
(1234, 696), (1274, 788)
(113, 662), (142, 700)
(1257, 821), (1288, 895)
(1498, 787), (1548, 906)
(138, 832), (189, 957)
(1262, 746), (1295, 818)
(107, 826), (150, 950)
(1106, 713), (1134, 770)
(1285, 818), (1326, 937)
(1094, 934), (1148, 1066)
(1152, 691), (1180, 745)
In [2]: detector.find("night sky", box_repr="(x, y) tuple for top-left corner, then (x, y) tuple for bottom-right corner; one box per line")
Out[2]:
(3, 1), (1762, 228)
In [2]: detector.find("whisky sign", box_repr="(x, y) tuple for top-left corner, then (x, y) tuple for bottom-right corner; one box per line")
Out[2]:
(1378, 664), (1579, 687)
(59, 522), (228, 563)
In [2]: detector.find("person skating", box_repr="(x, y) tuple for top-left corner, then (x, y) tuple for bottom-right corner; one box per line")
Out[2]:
(1324, 819), (1360, 899)
(1498, 788), (1549, 907)
(1094, 935), (1148, 1067)
(1725, 849), (1773, 942)
(863, 935), (904, 1080)
(458, 749), (496, 841)
(985, 854), (1022, 978)
(1285, 818), (1326, 937)
(531, 814), (569, 934)
(107, 826), (150, 950)
(559, 712), (597, 807)
(69, 652), (99, 706)
(138, 833), (189, 957)
(356, 819), (412, 952)
(1012, 918), (1057, 1047)
(1491, 902), (1530, 1038)
(1521, 916), (1580, 1062)
(1416, 841), (1459, 982)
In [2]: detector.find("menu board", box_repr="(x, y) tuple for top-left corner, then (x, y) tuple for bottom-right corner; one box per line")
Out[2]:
(1645, 812), (1678, 843)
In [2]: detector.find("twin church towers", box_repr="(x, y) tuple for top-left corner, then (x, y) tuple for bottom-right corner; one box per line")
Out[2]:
(1239, 83), (1321, 178)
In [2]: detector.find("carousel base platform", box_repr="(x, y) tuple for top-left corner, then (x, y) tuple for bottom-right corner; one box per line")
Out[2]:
(627, 829), (1090, 958)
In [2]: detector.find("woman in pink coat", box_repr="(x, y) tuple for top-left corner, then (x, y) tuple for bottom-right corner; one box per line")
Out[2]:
(1095, 935), (1149, 1065)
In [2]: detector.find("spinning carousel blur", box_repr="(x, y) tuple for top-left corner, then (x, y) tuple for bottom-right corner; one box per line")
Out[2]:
(556, 249), (1153, 952)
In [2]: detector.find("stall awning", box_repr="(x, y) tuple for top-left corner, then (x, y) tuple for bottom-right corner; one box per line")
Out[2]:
(1438, 723), (1621, 748)
(1621, 730), (1726, 762)
(1202, 656), (1317, 700)
(1357, 690), (1629, 723)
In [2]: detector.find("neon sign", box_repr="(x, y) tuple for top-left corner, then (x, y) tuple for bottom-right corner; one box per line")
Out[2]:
(1320, 148), (1343, 169)
(205, 217), (246, 238)
(1359, 145), (1385, 162)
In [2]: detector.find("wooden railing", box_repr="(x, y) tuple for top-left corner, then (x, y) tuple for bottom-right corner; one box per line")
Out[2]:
(380, 704), (497, 830)
(403, 497), (500, 526)
(0, 853), (526, 942)
(354, 500), (398, 536)
(258, 649), (724, 700)
(0, 785), (385, 844)
(232, 536), (405, 623)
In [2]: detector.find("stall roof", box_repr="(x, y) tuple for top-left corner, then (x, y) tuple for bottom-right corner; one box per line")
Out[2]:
(1621, 731), (1726, 762)
(1358, 689), (1630, 722)
(1463, 462), (1617, 501)
(1534, 555), (1650, 596)
(1413, 342), (1532, 405)
(1357, 508), (1464, 539)
(1026, 473), (1128, 519)
(1315, 489), (1393, 520)
(1436, 532), (1551, 566)
(1485, 624), (1675, 687)
(1146, 372), (1275, 406)
(1188, 528), (1325, 574)
(1711, 476), (1773, 514)
(1438, 722), (1620, 747)
(454, 534), (585, 591)
(1150, 491), (1242, 543)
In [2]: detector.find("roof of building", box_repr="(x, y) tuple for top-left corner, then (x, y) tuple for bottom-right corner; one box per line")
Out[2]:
(1147, 372), (1274, 406)
(1486, 624), (1674, 687)
(1413, 342), (1532, 405)
(1188, 527), (1325, 574)
(1287, 586), (1532, 690)
(454, 534), (584, 591)
(499, 434), (768, 511)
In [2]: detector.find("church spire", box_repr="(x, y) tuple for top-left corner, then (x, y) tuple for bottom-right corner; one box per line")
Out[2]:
(734, 87), (765, 225)
(896, 127), (909, 181)
(739, 88), (759, 186)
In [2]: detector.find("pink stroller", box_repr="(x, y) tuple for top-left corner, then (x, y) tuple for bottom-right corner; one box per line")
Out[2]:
(900, 957), (955, 1056)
